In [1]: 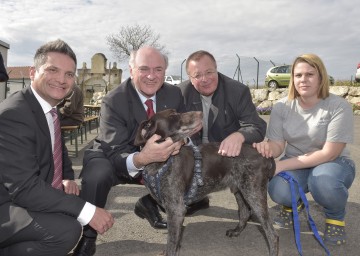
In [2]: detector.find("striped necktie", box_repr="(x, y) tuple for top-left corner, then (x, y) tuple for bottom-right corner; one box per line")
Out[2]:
(50, 108), (63, 190)
(145, 99), (155, 118)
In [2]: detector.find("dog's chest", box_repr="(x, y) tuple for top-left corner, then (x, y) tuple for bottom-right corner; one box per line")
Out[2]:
(143, 145), (205, 205)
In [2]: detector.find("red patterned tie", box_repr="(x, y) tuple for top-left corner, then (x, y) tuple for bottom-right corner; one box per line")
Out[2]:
(145, 99), (155, 118)
(50, 108), (63, 190)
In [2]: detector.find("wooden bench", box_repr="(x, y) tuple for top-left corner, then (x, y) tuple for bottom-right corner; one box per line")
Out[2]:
(61, 116), (99, 157)
(83, 115), (99, 134)
(61, 124), (86, 157)
(61, 125), (83, 157)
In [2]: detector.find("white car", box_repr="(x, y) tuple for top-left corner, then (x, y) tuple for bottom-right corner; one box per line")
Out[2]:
(356, 63), (360, 82)
(165, 75), (182, 85)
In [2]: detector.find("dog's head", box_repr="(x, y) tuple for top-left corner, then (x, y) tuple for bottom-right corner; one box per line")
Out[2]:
(134, 109), (203, 146)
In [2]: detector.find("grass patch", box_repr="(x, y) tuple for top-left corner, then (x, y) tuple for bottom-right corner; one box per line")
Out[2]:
(334, 80), (360, 87)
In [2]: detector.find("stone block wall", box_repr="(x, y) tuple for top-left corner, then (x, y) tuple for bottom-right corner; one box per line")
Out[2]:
(251, 86), (360, 115)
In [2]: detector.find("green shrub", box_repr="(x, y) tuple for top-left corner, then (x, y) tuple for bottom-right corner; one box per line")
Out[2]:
(353, 103), (360, 111)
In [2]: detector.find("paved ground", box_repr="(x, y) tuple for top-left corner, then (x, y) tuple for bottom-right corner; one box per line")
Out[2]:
(68, 115), (360, 256)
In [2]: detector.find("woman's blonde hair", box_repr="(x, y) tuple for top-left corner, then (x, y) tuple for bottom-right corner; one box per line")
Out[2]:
(288, 53), (330, 100)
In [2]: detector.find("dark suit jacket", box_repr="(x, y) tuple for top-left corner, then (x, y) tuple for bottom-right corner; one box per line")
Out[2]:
(85, 78), (185, 180)
(0, 86), (85, 243)
(179, 72), (266, 145)
(0, 53), (9, 82)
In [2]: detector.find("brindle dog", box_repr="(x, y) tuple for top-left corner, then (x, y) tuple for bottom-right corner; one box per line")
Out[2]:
(134, 109), (279, 256)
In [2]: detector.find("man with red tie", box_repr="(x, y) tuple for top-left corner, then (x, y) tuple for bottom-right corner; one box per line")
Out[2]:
(75, 46), (209, 255)
(0, 39), (114, 256)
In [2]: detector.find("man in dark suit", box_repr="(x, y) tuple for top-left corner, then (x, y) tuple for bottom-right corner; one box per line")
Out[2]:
(0, 39), (114, 256)
(74, 46), (207, 255)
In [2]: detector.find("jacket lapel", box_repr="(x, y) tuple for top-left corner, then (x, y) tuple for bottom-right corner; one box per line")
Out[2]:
(22, 86), (54, 181)
(23, 87), (52, 142)
(125, 80), (148, 125)
(155, 86), (170, 112)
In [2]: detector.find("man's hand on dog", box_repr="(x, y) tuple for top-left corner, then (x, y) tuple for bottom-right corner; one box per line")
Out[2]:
(134, 134), (183, 167)
(218, 132), (245, 157)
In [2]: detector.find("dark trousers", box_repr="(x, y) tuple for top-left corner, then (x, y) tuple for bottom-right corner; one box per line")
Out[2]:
(80, 150), (137, 238)
(0, 211), (82, 256)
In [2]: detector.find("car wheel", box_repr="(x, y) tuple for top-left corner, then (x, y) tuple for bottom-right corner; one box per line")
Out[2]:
(268, 80), (278, 89)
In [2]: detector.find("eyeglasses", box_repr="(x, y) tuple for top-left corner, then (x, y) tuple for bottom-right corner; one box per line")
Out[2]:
(189, 70), (217, 81)
(136, 66), (165, 76)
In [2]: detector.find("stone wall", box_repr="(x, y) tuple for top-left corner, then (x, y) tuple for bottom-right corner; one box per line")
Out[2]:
(251, 86), (360, 115)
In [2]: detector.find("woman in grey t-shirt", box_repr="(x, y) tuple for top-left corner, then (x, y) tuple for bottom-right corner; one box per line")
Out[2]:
(253, 53), (355, 246)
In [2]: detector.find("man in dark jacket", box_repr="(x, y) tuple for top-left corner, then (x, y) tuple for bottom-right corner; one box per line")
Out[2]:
(74, 46), (206, 255)
(0, 39), (114, 256)
(57, 84), (84, 126)
(179, 50), (267, 156)
(0, 53), (9, 82)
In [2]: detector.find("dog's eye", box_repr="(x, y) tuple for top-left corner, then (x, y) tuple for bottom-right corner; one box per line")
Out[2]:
(169, 113), (179, 119)
(145, 122), (152, 128)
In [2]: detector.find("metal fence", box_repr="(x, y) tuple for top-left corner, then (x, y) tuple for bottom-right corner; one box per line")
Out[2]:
(178, 55), (287, 89)
(231, 56), (286, 88)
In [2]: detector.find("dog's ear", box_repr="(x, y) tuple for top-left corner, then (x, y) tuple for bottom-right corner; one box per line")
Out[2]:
(134, 119), (153, 146)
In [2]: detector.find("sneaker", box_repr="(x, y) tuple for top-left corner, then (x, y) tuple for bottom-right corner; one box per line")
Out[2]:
(324, 219), (347, 245)
(273, 202), (304, 229)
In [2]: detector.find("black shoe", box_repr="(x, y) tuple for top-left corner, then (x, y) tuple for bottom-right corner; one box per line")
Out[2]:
(186, 197), (210, 216)
(134, 194), (167, 229)
(72, 236), (96, 256)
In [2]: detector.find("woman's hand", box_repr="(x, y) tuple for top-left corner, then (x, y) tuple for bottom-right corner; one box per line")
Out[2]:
(252, 141), (273, 158)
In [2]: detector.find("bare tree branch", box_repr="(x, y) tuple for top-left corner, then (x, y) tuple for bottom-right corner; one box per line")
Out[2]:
(106, 24), (167, 63)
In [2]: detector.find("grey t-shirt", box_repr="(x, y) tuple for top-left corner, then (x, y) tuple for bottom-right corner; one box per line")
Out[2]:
(267, 94), (353, 158)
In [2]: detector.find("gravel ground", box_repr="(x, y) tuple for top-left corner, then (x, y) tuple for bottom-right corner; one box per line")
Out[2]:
(68, 115), (360, 256)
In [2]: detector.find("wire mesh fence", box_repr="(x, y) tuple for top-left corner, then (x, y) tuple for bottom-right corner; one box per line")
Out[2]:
(230, 56), (287, 88)
(176, 55), (288, 89)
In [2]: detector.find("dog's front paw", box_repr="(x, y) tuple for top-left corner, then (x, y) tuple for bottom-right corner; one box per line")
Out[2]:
(226, 227), (241, 237)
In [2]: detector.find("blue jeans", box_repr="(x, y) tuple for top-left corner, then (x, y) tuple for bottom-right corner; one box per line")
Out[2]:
(268, 156), (356, 221)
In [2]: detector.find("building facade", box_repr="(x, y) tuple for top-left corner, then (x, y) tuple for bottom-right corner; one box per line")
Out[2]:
(6, 66), (31, 97)
(77, 53), (122, 104)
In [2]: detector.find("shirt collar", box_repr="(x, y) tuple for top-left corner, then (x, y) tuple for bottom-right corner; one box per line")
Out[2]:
(135, 87), (156, 104)
(30, 84), (53, 114)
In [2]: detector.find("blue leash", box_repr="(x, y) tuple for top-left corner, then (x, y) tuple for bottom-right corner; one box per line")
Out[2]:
(277, 172), (331, 256)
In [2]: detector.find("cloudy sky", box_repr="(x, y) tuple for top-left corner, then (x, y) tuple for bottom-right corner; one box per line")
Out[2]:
(0, 0), (359, 85)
